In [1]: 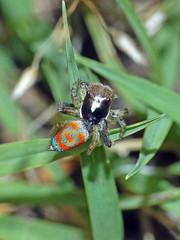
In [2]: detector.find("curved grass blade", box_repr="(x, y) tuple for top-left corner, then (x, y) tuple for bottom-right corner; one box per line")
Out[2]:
(115, 0), (161, 81)
(127, 27), (180, 179)
(0, 215), (86, 240)
(126, 112), (172, 180)
(81, 146), (124, 240)
(84, 9), (124, 69)
(62, 0), (79, 87)
(0, 114), (165, 176)
(76, 55), (180, 125)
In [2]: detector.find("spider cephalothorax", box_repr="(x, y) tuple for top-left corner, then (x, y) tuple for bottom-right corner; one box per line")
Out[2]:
(49, 80), (128, 155)
(80, 83), (115, 124)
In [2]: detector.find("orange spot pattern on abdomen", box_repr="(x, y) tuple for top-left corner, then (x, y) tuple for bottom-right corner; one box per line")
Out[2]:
(66, 132), (73, 142)
(54, 121), (86, 151)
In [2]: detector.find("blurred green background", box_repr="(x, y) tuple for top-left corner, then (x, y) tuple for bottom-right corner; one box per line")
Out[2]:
(0, 0), (180, 239)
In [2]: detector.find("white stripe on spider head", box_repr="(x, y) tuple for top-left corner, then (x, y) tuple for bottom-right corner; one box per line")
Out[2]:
(91, 96), (106, 112)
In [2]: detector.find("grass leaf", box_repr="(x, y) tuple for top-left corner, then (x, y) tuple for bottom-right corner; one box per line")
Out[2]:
(129, 26), (180, 179)
(62, 0), (79, 87)
(126, 111), (172, 179)
(0, 181), (86, 207)
(115, 0), (161, 81)
(81, 146), (124, 240)
(0, 215), (86, 240)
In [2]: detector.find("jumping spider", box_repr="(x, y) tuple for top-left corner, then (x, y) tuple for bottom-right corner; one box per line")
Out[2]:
(49, 80), (128, 155)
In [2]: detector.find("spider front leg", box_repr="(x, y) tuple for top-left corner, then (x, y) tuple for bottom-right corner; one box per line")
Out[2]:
(87, 125), (100, 155)
(71, 79), (89, 107)
(100, 118), (112, 148)
(57, 102), (79, 117)
(108, 107), (128, 138)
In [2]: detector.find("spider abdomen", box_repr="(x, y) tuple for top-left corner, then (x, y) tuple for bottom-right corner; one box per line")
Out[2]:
(49, 120), (90, 152)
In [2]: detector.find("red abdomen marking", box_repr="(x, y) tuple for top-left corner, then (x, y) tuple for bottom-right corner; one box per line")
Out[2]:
(51, 120), (90, 152)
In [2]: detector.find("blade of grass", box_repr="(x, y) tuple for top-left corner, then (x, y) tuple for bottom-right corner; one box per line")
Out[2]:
(0, 114), (165, 176)
(0, 77), (19, 136)
(45, 162), (74, 188)
(81, 146), (124, 240)
(76, 55), (180, 125)
(42, 57), (71, 103)
(119, 187), (180, 210)
(0, 215), (86, 240)
(127, 26), (180, 179)
(126, 111), (172, 179)
(84, 9), (123, 69)
(0, 181), (86, 207)
(62, 0), (79, 87)
(115, 0), (161, 81)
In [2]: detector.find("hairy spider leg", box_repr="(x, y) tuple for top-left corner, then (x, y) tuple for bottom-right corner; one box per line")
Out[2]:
(71, 79), (89, 107)
(57, 102), (79, 117)
(100, 118), (112, 147)
(87, 125), (100, 155)
(108, 107), (128, 138)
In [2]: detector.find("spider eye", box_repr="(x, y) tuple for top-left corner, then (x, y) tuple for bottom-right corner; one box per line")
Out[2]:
(107, 98), (111, 103)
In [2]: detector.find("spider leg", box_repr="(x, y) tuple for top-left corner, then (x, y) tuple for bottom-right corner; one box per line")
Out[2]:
(100, 119), (112, 148)
(108, 107), (128, 138)
(57, 102), (79, 117)
(71, 79), (89, 107)
(117, 117), (127, 138)
(87, 125), (100, 155)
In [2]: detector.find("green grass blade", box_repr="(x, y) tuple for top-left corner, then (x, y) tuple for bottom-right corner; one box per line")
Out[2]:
(76, 55), (180, 125)
(84, 10), (123, 69)
(0, 139), (86, 176)
(128, 26), (180, 179)
(161, 28), (180, 88)
(0, 181), (86, 207)
(119, 188), (180, 210)
(62, 0), (79, 87)
(0, 114), (165, 176)
(81, 146), (124, 240)
(45, 162), (74, 188)
(0, 78), (19, 136)
(115, 0), (161, 81)
(126, 111), (172, 179)
(0, 215), (86, 240)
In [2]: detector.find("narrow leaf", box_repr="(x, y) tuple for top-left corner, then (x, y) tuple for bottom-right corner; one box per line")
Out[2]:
(0, 181), (86, 207)
(128, 26), (180, 179)
(81, 146), (124, 240)
(126, 111), (172, 179)
(115, 0), (161, 81)
(62, 0), (79, 87)
(0, 78), (19, 135)
(0, 215), (86, 240)
(84, 10), (123, 69)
